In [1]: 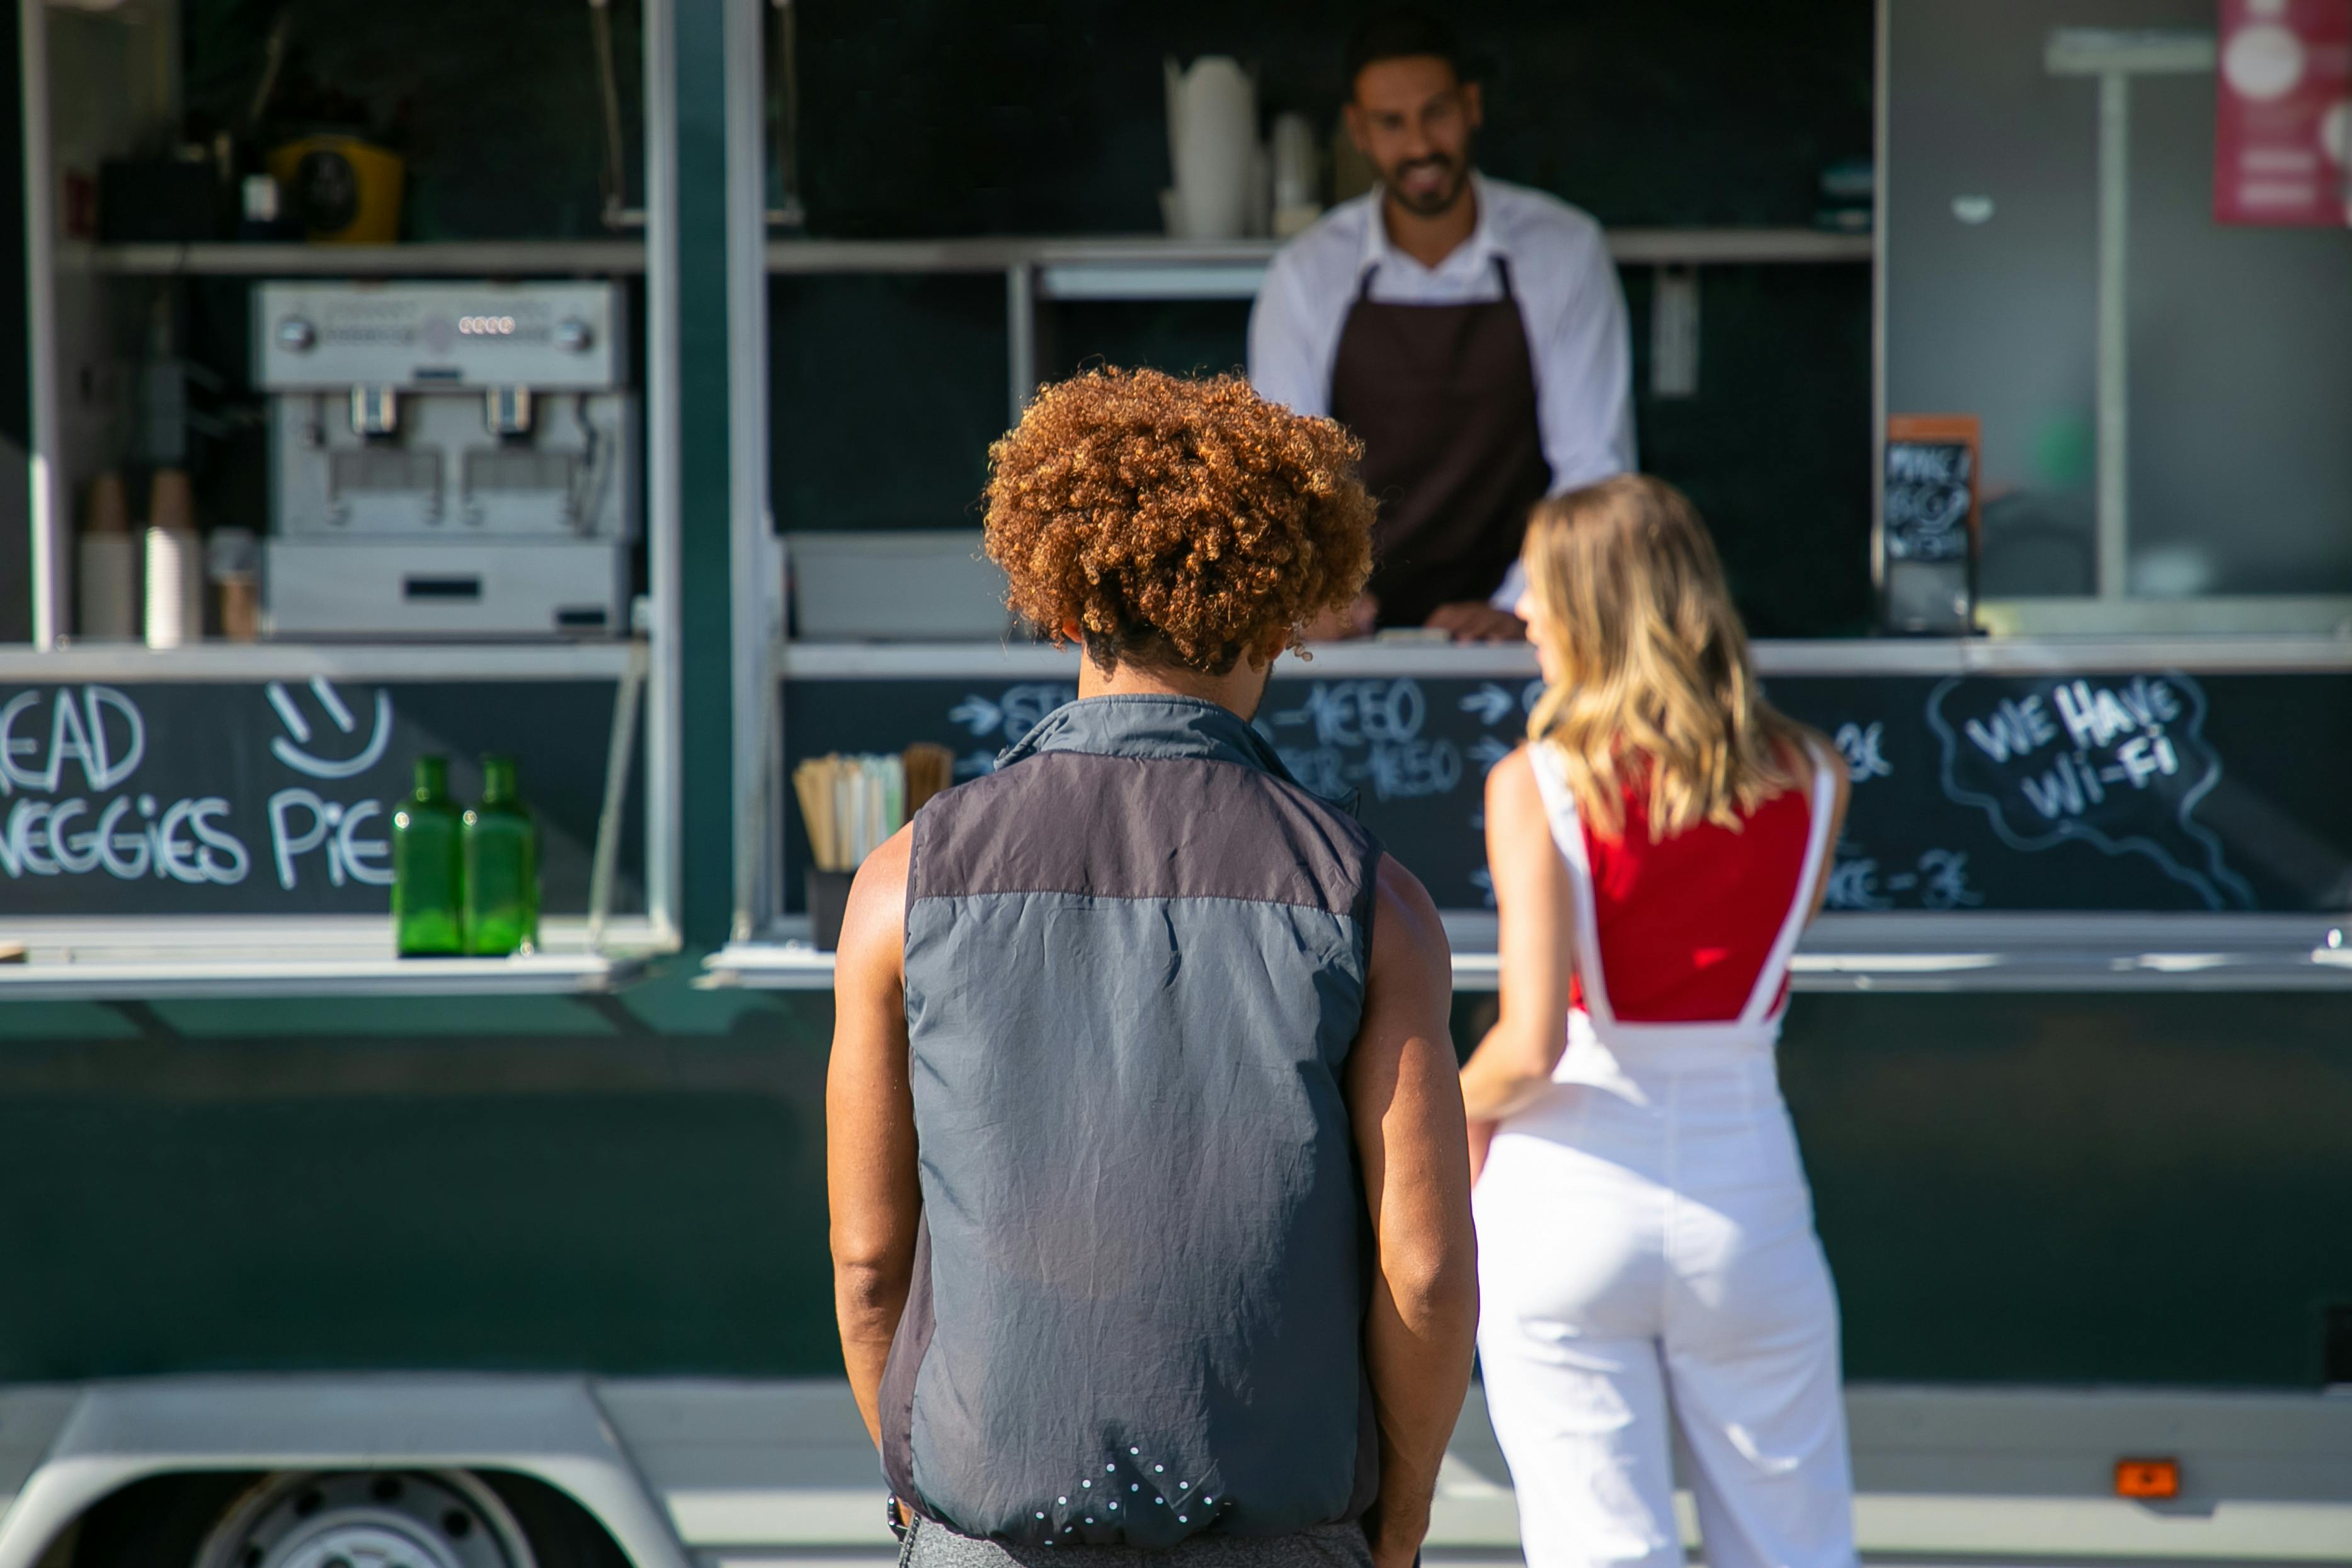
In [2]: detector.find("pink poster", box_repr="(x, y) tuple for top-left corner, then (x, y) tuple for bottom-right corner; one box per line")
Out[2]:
(2215, 0), (2352, 225)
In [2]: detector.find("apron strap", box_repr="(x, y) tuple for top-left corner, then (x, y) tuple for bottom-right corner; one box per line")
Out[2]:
(1355, 262), (1380, 302)
(1489, 254), (1536, 406)
(1524, 742), (1616, 1030)
(1737, 742), (1841, 1026)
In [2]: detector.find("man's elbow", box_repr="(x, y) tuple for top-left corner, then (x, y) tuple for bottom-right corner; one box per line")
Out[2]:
(1381, 1234), (1480, 1334)
(831, 1240), (914, 1329)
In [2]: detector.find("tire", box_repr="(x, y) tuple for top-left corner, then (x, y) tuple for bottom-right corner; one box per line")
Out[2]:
(64, 1467), (630, 1568)
(475, 1474), (631, 1568)
(66, 1473), (266, 1568)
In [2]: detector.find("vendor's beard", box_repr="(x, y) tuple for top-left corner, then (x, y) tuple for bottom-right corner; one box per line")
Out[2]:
(1383, 155), (1467, 217)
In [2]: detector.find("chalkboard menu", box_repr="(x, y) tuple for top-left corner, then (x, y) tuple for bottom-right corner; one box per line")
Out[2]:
(0, 676), (642, 915)
(1883, 414), (1979, 564)
(780, 667), (2352, 914)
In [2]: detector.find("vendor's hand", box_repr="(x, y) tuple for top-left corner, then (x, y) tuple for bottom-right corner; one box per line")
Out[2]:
(1304, 593), (1379, 642)
(1425, 601), (1527, 643)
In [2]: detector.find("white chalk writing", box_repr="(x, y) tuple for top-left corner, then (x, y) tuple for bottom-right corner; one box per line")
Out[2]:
(1834, 721), (1892, 781)
(268, 677), (392, 780)
(1825, 842), (1982, 911)
(0, 681), (402, 897)
(1929, 672), (2252, 910)
(1267, 679), (1463, 802)
(947, 683), (1080, 743)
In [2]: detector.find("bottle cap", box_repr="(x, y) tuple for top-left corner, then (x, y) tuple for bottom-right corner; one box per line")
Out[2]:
(148, 468), (195, 535)
(83, 472), (129, 534)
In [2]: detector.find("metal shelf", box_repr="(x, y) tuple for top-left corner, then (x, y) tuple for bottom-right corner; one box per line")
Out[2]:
(701, 938), (836, 991)
(83, 230), (1868, 283)
(0, 916), (663, 1000)
(0, 640), (640, 683)
(84, 240), (649, 277)
(705, 914), (2352, 996)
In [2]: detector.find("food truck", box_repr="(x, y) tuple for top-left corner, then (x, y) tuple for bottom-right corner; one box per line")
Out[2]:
(1, 0), (2348, 1563)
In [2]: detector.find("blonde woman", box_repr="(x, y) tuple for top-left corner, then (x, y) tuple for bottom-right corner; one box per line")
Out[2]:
(1460, 475), (1856, 1568)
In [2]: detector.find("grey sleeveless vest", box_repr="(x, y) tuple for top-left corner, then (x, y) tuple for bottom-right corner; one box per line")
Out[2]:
(882, 695), (1384, 1547)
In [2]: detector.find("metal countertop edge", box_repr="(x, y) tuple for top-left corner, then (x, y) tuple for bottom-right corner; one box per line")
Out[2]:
(775, 636), (2352, 680)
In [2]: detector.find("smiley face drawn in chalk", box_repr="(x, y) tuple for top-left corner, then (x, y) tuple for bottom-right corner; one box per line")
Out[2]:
(266, 677), (392, 781)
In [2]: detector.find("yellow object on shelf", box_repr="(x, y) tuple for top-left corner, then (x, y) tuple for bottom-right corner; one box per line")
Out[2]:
(267, 135), (405, 244)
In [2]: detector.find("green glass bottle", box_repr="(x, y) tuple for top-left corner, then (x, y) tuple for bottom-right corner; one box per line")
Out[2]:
(462, 754), (540, 957)
(391, 756), (464, 957)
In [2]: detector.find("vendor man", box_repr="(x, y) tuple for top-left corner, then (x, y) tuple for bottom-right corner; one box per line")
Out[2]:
(1249, 9), (1635, 640)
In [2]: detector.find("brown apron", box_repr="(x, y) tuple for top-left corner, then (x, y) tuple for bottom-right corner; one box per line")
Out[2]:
(1328, 254), (1553, 628)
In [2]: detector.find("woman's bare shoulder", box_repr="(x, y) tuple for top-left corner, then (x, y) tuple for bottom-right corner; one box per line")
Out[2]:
(1484, 743), (1549, 823)
(1487, 741), (1536, 787)
(1486, 747), (1543, 799)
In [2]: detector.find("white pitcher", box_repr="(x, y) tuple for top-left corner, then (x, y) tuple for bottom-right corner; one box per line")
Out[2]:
(1164, 55), (1258, 239)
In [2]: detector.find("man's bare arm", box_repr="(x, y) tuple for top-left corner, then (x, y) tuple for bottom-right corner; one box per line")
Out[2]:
(826, 826), (920, 1448)
(1346, 855), (1479, 1568)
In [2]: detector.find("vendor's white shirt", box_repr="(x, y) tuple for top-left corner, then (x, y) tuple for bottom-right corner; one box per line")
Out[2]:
(1248, 172), (1636, 606)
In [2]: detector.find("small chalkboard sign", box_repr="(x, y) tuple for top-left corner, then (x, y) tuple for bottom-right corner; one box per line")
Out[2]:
(1883, 414), (1980, 564)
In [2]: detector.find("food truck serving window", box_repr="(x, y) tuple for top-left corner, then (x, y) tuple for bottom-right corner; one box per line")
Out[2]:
(1886, 0), (2352, 635)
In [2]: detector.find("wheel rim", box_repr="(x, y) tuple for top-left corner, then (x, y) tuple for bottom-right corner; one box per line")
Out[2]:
(191, 1471), (537, 1568)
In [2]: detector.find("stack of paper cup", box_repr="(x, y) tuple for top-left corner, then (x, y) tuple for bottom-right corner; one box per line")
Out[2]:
(1270, 113), (1323, 238)
(76, 472), (139, 639)
(144, 469), (203, 649)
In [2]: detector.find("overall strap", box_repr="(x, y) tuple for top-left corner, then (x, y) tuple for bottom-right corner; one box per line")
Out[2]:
(1737, 743), (1841, 1026)
(1524, 742), (1616, 1029)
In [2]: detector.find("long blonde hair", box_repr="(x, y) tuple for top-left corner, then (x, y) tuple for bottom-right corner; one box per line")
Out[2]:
(1523, 475), (1812, 841)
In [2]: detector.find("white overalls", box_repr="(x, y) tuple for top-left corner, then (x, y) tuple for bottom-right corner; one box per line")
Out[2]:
(1473, 746), (1856, 1568)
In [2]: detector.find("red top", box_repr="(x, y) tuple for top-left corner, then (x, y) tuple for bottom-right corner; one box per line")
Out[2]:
(1572, 778), (1817, 1023)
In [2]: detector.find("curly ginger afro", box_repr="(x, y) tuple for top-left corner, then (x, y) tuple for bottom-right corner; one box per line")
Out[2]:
(984, 368), (1376, 674)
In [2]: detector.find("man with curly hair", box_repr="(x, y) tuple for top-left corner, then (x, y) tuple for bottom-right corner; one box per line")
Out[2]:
(829, 368), (1476, 1568)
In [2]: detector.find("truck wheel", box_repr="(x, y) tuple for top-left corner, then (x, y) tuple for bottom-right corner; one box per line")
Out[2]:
(190, 1470), (537, 1568)
(472, 1474), (630, 1568)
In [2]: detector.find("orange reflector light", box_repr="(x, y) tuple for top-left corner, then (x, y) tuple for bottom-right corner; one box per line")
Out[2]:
(2115, 1458), (2180, 1499)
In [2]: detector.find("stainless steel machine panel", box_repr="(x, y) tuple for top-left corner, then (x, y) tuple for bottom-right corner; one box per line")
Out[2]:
(256, 280), (638, 637)
(256, 281), (627, 390)
(263, 540), (629, 638)
(270, 392), (635, 540)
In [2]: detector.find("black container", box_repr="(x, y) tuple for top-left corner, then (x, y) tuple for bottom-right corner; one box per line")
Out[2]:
(807, 868), (855, 952)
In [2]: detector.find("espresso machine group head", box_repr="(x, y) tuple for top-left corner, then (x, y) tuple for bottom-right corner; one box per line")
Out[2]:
(256, 280), (637, 637)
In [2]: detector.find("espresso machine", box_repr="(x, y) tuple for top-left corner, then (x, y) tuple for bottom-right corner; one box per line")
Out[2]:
(255, 280), (636, 636)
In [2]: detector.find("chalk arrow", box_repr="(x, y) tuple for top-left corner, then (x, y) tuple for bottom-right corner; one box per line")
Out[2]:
(1459, 683), (1514, 726)
(1469, 737), (1512, 773)
(948, 696), (1003, 737)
